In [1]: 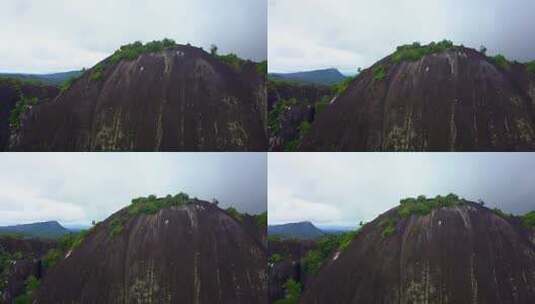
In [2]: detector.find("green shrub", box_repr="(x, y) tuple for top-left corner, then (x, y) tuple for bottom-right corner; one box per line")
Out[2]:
(109, 218), (124, 237)
(380, 218), (397, 238)
(398, 193), (462, 218)
(90, 65), (104, 81)
(42, 248), (62, 269)
(332, 76), (355, 94)
(60, 76), (76, 92)
(315, 98), (330, 116)
(391, 40), (454, 63)
(256, 60), (267, 75)
(216, 53), (246, 70)
(303, 231), (356, 274)
(255, 212), (267, 228)
(225, 207), (243, 222)
(9, 95), (38, 130)
(526, 61), (535, 74)
(298, 121), (311, 136)
(283, 139), (300, 152)
(268, 98), (298, 134)
(522, 211), (535, 228)
(492, 54), (510, 69)
(127, 192), (190, 215)
(373, 66), (386, 81)
(13, 275), (40, 304)
(109, 39), (176, 65)
(269, 253), (283, 263)
(274, 278), (302, 304)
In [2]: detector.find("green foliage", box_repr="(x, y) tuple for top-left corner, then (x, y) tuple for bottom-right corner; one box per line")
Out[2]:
(256, 60), (267, 75)
(42, 248), (62, 269)
(314, 98), (330, 116)
(109, 39), (176, 65)
(60, 76), (76, 92)
(90, 65), (104, 81)
(269, 253), (283, 263)
(128, 192), (190, 215)
(391, 40), (454, 63)
(491, 207), (511, 219)
(521, 211), (535, 228)
(216, 53), (246, 70)
(303, 231), (357, 274)
(283, 139), (300, 152)
(268, 98), (297, 134)
(298, 121), (311, 136)
(225, 207), (243, 222)
(109, 218), (124, 238)
(492, 54), (510, 69)
(525, 61), (535, 74)
(398, 193), (462, 218)
(332, 76), (355, 94)
(380, 218), (397, 238)
(273, 279), (302, 304)
(14, 275), (39, 304)
(9, 94), (38, 130)
(42, 230), (89, 269)
(255, 212), (267, 228)
(373, 66), (386, 81)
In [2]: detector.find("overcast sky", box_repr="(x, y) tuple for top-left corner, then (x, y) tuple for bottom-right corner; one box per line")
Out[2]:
(268, 153), (535, 228)
(0, 0), (266, 73)
(0, 153), (266, 227)
(269, 0), (535, 74)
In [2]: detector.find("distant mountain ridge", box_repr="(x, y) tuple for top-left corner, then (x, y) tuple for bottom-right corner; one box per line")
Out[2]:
(269, 68), (346, 85)
(0, 221), (70, 239)
(268, 221), (325, 240)
(0, 70), (82, 86)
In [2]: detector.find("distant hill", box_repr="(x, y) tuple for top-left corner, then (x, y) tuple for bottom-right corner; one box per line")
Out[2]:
(268, 221), (325, 240)
(0, 221), (70, 239)
(0, 70), (83, 86)
(269, 68), (346, 86)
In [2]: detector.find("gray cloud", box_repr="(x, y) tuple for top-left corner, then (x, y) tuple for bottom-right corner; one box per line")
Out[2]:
(268, 153), (535, 227)
(269, 0), (535, 73)
(0, 153), (266, 226)
(0, 0), (266, 73)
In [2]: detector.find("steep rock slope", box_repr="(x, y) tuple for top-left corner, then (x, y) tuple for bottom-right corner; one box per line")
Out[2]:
(302, 46), (535, 151)
(35, 200), (267, 304)
(301, 201), (535, 304)
(0, 78), (58, 151)
(11, 44), (266, 151)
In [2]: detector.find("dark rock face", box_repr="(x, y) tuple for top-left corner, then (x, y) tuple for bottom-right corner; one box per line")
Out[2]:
(11, 45), (267, 151)
(268, 239), (316, 303)
(301, 203), (535, 304)
(0, 237), (56, 303)
(36, 201), (267, 304)
(302, 47), (535, 151)
(0, 80), (59, 151)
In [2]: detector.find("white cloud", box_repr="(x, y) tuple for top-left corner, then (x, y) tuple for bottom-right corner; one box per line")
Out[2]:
(0, 153), (267, 226)
(268, 153), (535, 227)
(0, 0), (266, 73)
(268, 0), (535, 73)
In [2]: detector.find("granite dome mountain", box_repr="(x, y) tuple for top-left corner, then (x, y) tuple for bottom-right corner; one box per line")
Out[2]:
(5, 39), (267, 151)
(295, 41), (535, 151)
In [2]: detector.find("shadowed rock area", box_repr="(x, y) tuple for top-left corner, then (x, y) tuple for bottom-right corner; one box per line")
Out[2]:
(268, 80), (333, 151)
(35, 200), (267, 304)
(0, 79), (59, 151)
(301, 46), (535, 151)
(301, 202), (535, 304)
(268, 239), (316, 303)
(10, 44), (267, 151)
(0, 237), (56, 303)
